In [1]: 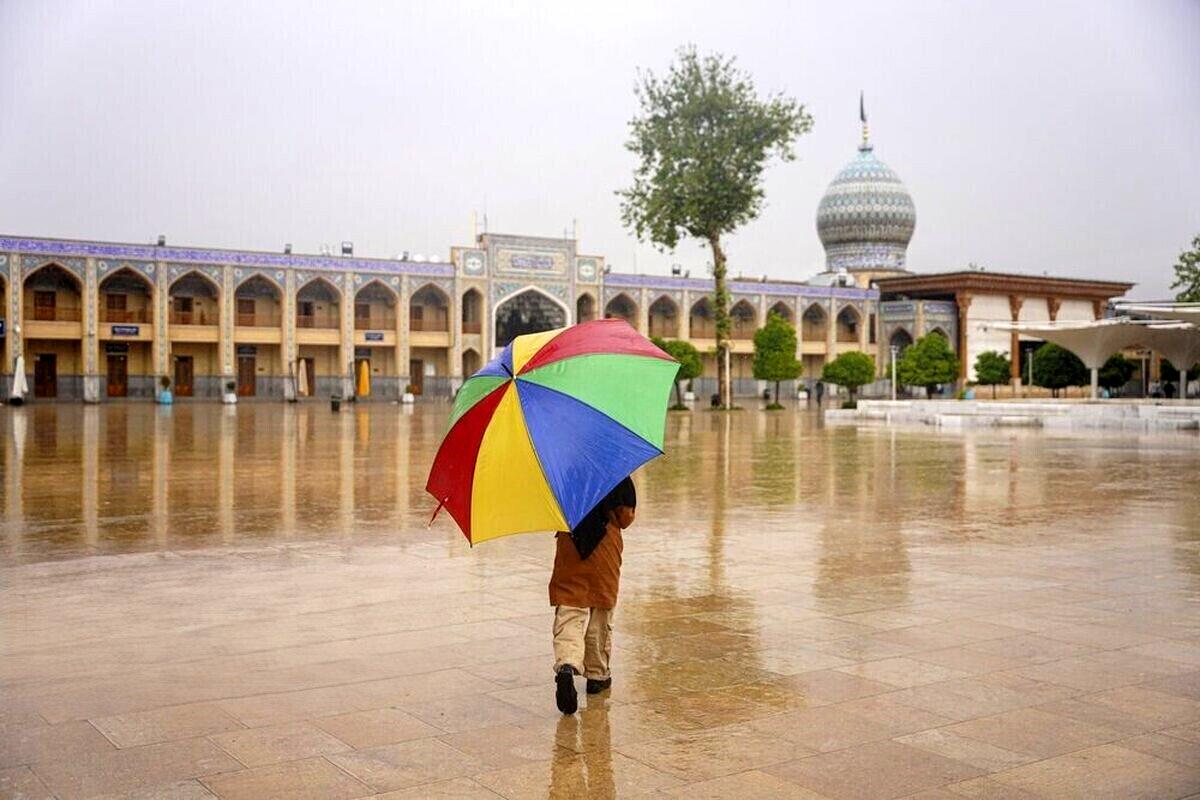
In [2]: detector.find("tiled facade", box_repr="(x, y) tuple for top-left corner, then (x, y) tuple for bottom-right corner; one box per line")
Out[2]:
(0, 232), (881, 402)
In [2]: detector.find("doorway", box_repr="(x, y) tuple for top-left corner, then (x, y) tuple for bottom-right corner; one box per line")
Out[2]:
(409, 359), (424, 395)
(34, 354), (56, 398)
(106, 355), (128, 397)
(174, 356), (194, 397)
(237, 355), (256, 396)
(33, 291), (56, 321)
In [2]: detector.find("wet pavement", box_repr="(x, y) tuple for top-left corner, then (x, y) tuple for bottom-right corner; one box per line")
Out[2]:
(2, 402), (1199, 799)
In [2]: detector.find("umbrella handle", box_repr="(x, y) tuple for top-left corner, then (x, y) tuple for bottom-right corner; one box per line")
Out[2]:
(427, 497), (447, 528)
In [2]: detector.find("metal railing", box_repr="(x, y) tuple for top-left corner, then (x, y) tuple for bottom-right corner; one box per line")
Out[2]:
(170, 309), (217, 325)
(354, 315), (396, 330)
(26, 306), (82, 322)
(297, 314), (339, 329)
(236, 312), (281, 327)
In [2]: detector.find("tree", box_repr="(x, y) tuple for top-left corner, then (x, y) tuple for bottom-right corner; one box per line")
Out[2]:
(1098, 354), (1136, 393)
(652, 337), (703, 409)
(822, 351), (876, 405)
(1031, 342), (1088, 397)
(752, 312), (802, 407)
(619, 46), (812, 408)
(1171, 234), (1200, 302)
(1161, 359), (1200, 384)
(896, 332), (959, 397)
(973, 350), (1011, 399)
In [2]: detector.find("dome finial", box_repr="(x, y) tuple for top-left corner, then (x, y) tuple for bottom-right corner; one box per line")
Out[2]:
(859, 90), (871, 151)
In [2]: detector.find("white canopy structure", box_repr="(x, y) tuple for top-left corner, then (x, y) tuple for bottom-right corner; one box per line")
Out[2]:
(987, 315), (1200, 399)
(1117, 302), (1200, 327)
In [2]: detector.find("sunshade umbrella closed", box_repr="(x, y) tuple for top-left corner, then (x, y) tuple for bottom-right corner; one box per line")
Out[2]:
(426, 319), (678, 545)
(11, 355), (29, 401)
(296, 358), (309, 397)
(356, 360), (371, 397)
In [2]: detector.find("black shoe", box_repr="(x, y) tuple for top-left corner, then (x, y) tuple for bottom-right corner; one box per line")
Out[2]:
(555, 666), (578, 714)
(586, 677), (612, 695)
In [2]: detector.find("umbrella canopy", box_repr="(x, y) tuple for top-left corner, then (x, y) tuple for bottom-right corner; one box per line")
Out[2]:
(11, 355), (29, 399)
(426, 319), (678, 545)
(296, 358), (309, 397)
(356, 359), (371, 397)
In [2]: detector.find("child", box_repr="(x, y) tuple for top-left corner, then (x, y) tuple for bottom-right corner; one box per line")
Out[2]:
(549, 476), (636, 714)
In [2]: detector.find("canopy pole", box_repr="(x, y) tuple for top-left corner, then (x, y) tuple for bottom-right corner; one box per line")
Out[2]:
(427, 497), (446, 528)
(1090, 367), (1099, 400)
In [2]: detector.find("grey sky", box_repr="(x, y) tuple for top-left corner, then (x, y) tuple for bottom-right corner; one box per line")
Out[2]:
(2, 0), (1197, 299)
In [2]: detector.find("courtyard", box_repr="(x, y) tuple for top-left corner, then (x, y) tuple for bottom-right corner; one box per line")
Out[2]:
(2, 403), (1199, 799)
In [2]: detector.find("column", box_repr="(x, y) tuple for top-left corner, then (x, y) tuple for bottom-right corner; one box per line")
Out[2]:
(1047, 296), (1061, 322)
(220, 266), (235, 388)
(1091, 299), (1104, 320)
(397, 275), (411, 390)
(1009, 294), (1024, 388)
(283, 269), (297, 401)
(154, 262), (170, 379)
(450, 278), (463, 381)
(341, 271), (354, 397)
(824, 297), (836, 362)
(4, 255), (16, 381)
(82, 258), (100, 403)
(914, 300), (926, 338)
(638, 288), (650, 334)
(857, 302), (869, 352)
(956, 293), (972, 386)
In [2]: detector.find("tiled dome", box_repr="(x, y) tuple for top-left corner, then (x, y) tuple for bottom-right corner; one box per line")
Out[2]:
(816, 141), (916, 272)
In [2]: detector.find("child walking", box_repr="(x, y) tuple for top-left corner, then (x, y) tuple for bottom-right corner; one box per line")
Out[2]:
(549, 476), (636, 714)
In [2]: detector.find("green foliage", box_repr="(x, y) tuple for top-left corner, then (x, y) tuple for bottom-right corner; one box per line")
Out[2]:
(1098, 354), (1136, 391)
(1031, 343), (1089, 397)
(652, 337), (704, 407)
(619, 46), (812, 406)
(1161, 359), (1200, 383)
(1171, 234), (1200, 302)
(896, 332), (959, 395)
(752, 312), (802, 405)
(973, 350), (1011, 399)
(821, 351), (876, 401)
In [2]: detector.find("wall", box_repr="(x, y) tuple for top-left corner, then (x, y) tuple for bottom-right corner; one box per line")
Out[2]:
(964, 293), (1014, 381)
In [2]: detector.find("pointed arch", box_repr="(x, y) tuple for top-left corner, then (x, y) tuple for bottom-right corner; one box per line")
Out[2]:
(576, 292), (596, 324)
(461, 287), (483, 334)
(169, 270), (220, 326)
(355, 279), (397, 330)
(604, 292), (638, 328)
(234, 271), (284, 295)
(889, 327), (914, 356)
(730, 299), (757, 340)
(494, 286), (569, 347)
(927, 326), (949, 341)
(836, 305), (862, 343)
(462, 347), (482, 377)
(24, 263), (84, 323)
(410, 283), (450, 332)
(648, 294), (679, 338)
(768, 300), (794, 324)
(689, 296), (715, 339)
(802, 302), (828, 341)
(169, 269), (220, 297)
(235, 274), (282, 327)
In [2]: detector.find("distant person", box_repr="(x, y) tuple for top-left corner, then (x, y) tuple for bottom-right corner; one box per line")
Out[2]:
(815, 381), (825, 408)
(1165, 381), (1176, 399)
(549, 476), (636, 715)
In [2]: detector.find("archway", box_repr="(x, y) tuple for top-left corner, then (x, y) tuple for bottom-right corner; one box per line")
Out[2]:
(410, 284), (450, 332)
(99, 268), (153, 324)
(648, 295), (679, 339)
(604, 293), (638, 328)
(890, 328), (914, 356)
(462, 348), (482, 377)
(730, 300), (756, 340)
(462, 288), (483, 334)
(802, 303), (828, 341)
(769, 301), (794, 325)
(928, 326), (949, 342)
(576, 294), (596, 324)
(297, 278), (340, 329)
(355, 281), (396, 330)
(23, 265), (85, 399)
(169, 272), (219, 326)
(235, 275), (282, 327)
(495, 288), (567, 348)
(836, 306), (861, 343)
(690, 297), (715, 339)
(169, 272), (221, 398)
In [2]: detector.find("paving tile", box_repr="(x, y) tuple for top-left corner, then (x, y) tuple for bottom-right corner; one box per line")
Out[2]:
(215, 685), (375, 728)
(966, 634), (1097, 665)
(943, 775), (1043, 798)
(473, 749), (682, 799)
(93, 779), (217, 799)
(437, 724), (559, 769)
(312, 707), (442, 748)
(988, 743), (1200, 799)
(198, 756), (371, 800)
(1040, 623), (1163, 650)
(776, 668), (894, 705)
(399, 694), (539, 734)
(834, 657), (972, 688)
(1164, 721), (1200, 744)
(0, 720), (115, 769)
(1118, 732), (1200, 768)
(91, 703), (244, 749)
(1080, 685), (1200, 731)
(327, 738), (485, 792)
(208, 721), (350, 767)
(896, 728), (1034, 772)
(355, 670), (505, 706)
(907, 646), (1029, 676)
(660, 768), (830, 799)
(613, 724), (804, 781)
(946, 706), (1122, 757)
(764, 739), (984, 800)
(748, 704), (906, 752)
(1125, 639), (1200, 667)
(0, 765), (55, 800)
(372, 777), (502, 799)
(31, 737), (241, 800)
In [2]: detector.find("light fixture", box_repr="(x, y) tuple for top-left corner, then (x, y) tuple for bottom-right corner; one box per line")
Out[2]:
(341, 241), (353, 256)
(284, 243), (292, 254)
(156, 235), (166, 246)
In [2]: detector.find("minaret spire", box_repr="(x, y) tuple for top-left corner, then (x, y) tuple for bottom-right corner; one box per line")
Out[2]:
(859, 90), (871, 151)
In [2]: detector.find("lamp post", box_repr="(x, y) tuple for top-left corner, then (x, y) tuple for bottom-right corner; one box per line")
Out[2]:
(890, 344), (899, 401)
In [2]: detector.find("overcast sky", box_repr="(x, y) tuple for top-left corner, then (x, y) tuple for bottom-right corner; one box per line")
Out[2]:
(1, 0), (1197, 299)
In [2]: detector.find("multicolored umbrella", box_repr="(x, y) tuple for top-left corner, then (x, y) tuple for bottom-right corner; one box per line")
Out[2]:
(426, 319), (679, 545)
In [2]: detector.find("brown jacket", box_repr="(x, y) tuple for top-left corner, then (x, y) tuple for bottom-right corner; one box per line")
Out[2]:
(548, 506), (635, 609)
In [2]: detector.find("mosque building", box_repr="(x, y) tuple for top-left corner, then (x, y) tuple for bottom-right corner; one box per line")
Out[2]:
(0, 102), (1130, 402)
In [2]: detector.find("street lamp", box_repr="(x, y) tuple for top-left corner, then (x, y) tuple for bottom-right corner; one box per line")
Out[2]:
(890, 344), (899, 401)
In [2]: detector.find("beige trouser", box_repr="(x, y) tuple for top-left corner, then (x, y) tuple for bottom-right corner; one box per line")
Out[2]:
(552, 605), (613, 679)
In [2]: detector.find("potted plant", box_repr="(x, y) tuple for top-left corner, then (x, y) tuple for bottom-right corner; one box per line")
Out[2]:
(401, 383), (416, 404)
(222, 379), (237, 405)
(158, 375), (173, 405)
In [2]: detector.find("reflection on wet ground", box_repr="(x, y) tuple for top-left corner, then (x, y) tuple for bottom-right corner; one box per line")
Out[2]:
(2, 403), (1199, 799)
